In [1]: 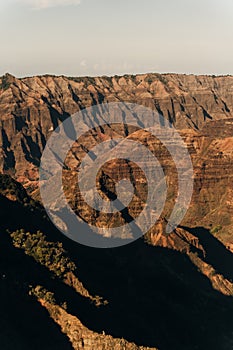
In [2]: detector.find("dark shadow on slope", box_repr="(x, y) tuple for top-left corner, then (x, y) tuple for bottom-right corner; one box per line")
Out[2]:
(0, 234), (73, 350)
(0, 226), (113, 349)
(1, 192), (233, 350)
(62, 237), (233, 350)
(181, 226), (233, 282)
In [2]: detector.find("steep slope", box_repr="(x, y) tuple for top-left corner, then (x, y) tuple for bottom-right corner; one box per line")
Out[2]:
(0, 175), (233, 350)
(0, 73), (232, 244)
(0, 175), (157, 350)
(0, 73), (233, 349)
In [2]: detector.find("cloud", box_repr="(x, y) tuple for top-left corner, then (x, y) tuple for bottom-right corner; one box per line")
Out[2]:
(18, 0), (81, 10)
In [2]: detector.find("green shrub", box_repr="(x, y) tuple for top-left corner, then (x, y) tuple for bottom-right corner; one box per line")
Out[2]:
(30, 285), (56, 304)
(0, 74), (11, 90)
(11, 230), (76, 278)
(210, 225), (222, 235)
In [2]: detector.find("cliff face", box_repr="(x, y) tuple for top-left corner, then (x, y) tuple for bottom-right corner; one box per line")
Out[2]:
(0, 73), (233, 349)
(0, 72), (232, 244)
(0, 176), (233, 350)
(0, 177), (158, 350)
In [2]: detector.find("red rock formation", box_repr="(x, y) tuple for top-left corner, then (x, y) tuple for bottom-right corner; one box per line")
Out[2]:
(0, 72), (232, 246)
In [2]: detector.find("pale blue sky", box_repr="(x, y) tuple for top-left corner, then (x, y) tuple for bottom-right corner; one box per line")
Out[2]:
(0, 0), (233, 77)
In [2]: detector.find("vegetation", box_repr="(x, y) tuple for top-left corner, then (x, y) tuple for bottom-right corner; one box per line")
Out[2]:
(210, 225), (222, 235)
(0, 174), (38, 207)
(144, 73), (168, 85)
(0, 174), (27, 201)
(155, 73), (168, 85)
(29, 285), (56, 304)
(29, 285), (68, 310)
(11, 230), (76, 278)
(0, 73), (12, 90)
(67, 76), (96, 86)
(0, 174), (19, 193)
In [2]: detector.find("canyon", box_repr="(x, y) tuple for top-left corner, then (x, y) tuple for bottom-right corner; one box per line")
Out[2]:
(0, 72), (233, 349)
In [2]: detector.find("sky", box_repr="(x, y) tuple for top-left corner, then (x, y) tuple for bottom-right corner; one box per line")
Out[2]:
(0, 0), (233, 77)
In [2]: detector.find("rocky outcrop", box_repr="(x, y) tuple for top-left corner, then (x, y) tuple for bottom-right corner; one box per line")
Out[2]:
(41, 300), (157, 350)
(1, 70), (233, 349)
(1, 174), (233, 350)
(0, 72), (232, 243)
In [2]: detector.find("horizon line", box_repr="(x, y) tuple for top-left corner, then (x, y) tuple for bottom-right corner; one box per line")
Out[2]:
(1, 71), (233, 80)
